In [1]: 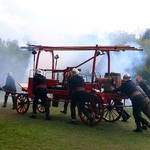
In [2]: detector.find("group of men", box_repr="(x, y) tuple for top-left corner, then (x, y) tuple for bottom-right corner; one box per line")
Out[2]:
(29, 68), (93, 126)
(1, 70), (51, 120)
(112, 74), (150, 132)
(1, 69), (150, 132)
(59, 70), (150, 132)
(60, 70), (150, 132)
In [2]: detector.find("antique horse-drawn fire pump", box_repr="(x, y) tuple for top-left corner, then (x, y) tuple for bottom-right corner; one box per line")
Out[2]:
(15, 45), (143, 126)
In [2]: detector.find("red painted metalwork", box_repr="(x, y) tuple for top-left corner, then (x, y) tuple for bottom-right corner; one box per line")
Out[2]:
(16, 44), (143, 126)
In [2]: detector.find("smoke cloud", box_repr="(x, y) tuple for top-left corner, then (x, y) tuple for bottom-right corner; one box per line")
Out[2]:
(0, 32), (145, 103)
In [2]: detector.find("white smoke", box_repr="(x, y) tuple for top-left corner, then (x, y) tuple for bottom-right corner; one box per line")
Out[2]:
(22, 32), (144, 84)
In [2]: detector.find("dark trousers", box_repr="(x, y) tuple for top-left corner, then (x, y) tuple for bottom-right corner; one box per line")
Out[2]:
(63, 102), (69, 111)
(114, 100), (130, 120)
(33, 92), (50, 116)
(4, 92), (16, 107)
(122, 109), (130, 120)
(132, 95), (149, 130)
(70, 91), (89, 120)
(142, 97), (150, 119)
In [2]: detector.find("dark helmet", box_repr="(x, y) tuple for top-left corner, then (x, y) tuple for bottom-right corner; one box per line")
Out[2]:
(123, 73), (131, 81)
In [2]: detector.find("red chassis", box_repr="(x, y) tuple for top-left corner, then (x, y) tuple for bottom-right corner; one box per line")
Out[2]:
(15, 45), (143, 126)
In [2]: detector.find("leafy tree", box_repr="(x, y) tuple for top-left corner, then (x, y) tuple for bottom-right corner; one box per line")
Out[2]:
(106, 31), (140, 76)
(0, 38), (31, 88)
(107, 30), (136, 45)
(136, 36), (150, 83)
(141, 28), (150, 40)
(110, 29), (150, 84)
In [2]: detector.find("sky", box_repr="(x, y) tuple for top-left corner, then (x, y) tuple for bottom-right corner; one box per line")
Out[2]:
(0, 0), (150, 45)
(0, 0), (149, 83)
(0, 0), (149, 101)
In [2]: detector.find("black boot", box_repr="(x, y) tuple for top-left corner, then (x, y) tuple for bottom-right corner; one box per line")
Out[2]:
(142, 125), (148, 130)
(124, 110), (130, 120)
(89, 116), (94, 127)
(12, 95), (16, 109)
(12, 103), (15, 109)
(121, 110), (130, 122)
(146, 123), (150, 129)
(2, 95), (8, 107)
(60, 110), (67, 114)
(29, 113), (36, 119)
(67, 119), (76, 125)
(133, 128), (142, 133)
(45, 114), (51, 120)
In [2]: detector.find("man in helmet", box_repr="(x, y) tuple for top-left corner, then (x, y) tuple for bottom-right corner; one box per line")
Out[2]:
(67, 68), (93, 126)
(112, 73), (150, 132)
(29, 69), (50, 120)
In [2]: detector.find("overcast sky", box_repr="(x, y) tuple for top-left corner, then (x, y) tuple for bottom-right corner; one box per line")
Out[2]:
(0, 0), (148, 95)
(0, 0), (150, 45)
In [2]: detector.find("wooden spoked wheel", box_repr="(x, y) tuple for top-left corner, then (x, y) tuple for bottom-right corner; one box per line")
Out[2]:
(78, 92), (104, 126)
(103, 100), (123, 122)
(15, 94), (30, 114)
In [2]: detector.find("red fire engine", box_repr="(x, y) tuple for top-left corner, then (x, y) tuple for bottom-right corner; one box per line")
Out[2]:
(15, 44), (143, 126)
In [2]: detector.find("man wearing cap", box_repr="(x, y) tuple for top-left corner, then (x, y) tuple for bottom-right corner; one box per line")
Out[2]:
(2, 72), (16, 109)
(112, 73), (150, 133)
(67, 68), (93, 126)
(29, 69), (50, 120)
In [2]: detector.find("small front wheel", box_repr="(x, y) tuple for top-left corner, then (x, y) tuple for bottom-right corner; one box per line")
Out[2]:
(37, 99), (45, 113)
(103, 100), (123, 122)
(15, 94), (30, 114)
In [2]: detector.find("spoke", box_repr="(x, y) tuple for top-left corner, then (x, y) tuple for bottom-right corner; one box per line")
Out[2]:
(104, 109), (109, 118)
(111, 109), (119, 117)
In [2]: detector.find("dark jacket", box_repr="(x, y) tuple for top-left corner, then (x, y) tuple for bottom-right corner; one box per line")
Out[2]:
(68, 74), (84, 98)
(33, 74), (48, 95)
(113, 80), (143, 101)
(136, 85), (148, 98)
(3, 75), (16, 92)
(138, 80), (150, 98)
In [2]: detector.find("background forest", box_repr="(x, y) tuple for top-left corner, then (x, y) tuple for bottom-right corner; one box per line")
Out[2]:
(0, 29), (150, 89)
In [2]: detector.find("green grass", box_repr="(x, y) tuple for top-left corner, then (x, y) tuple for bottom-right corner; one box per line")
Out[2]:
(0, 102), (150, 150)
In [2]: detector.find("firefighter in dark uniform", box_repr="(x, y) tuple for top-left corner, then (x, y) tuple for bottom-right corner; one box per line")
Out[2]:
(67, 68), (93, 126)
(136, 76), (150, 98)
(2, 72), (16, 109)
(136, 85), (150, 130)
(29, 69), (50, 120)
(60, 70), (72, 114)
(113, 73), (150, 132)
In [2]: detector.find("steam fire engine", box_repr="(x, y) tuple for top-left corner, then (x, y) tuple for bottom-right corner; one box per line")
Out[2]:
(15, 44), (143, 126)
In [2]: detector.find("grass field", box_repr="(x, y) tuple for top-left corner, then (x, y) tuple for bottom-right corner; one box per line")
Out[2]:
(0, 101), (150, 150)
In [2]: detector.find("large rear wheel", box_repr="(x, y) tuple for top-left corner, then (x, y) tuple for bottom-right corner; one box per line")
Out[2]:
(78, 92), (104, 126)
